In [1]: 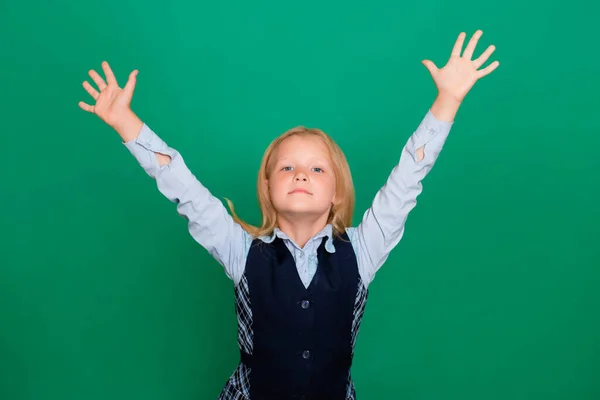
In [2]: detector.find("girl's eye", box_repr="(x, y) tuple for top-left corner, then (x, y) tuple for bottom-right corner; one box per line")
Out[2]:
(280, 166), (324, 173)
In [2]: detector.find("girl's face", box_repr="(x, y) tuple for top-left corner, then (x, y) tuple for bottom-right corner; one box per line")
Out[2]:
(267, 135), (337, 222)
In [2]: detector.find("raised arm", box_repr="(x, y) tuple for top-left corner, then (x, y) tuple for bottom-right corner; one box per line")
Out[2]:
(79, 61), (250, 283)
(348, 30), (499, 287)
(348, 106), (453, 287)
(123, 121), (250, 283)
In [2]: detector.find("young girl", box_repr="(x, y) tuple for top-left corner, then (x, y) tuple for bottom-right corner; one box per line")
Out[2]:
(79, 30), (498, 400)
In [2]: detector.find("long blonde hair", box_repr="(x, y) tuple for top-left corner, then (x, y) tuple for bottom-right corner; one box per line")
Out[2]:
(224, 126), (355, 239)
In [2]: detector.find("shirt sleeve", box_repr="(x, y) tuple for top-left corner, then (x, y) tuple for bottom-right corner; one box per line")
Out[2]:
(347, 109), (454, 288)
(122, 123), (251, 285)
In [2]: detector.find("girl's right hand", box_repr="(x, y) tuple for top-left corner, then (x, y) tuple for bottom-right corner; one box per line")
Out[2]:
(79, 61), (139, 132)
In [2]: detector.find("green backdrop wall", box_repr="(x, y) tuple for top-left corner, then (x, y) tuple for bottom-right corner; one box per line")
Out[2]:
(1, 0), (598, 399)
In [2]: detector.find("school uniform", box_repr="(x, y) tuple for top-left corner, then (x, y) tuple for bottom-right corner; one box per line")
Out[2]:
(123, 110), (452, 399)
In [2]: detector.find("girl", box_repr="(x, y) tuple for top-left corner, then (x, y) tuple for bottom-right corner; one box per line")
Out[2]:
(79, 30), (498, 400)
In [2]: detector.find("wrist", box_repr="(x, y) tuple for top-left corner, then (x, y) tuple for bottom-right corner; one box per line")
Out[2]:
(112, 111), (144, 143)
(430, 92), (462, 122)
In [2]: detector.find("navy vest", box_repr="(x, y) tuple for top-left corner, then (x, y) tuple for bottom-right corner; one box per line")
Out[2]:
(220, 230), (369, 400)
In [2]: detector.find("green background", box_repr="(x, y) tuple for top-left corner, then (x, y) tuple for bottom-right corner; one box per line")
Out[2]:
(1, 0), (598, 399)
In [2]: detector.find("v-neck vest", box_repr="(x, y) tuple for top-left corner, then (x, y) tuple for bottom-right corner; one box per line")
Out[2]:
(218, 231), (369, 400)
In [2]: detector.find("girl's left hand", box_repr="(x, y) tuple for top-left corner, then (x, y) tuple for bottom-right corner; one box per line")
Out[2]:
(422, 30), (499, 104)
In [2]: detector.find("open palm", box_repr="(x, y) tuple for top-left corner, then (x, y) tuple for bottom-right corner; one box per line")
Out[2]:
(422, 30), (499, 103)
(78, 61), (138, 128)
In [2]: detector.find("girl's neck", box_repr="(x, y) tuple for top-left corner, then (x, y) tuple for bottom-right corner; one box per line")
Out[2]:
(276, 213), (329, 249)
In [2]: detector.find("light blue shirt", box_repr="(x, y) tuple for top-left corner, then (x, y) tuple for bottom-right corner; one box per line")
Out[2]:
(123, 110), (452, 289)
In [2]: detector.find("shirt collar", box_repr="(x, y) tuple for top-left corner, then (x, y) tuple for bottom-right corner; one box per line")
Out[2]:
(258, 223), (336, 253)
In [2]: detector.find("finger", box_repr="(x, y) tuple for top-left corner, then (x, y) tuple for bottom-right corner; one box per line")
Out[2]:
(78, 101), (95, 113)
(451, 32), (466, 57)
(122, 70), (138, 99)
(476, 60), (500, 79)
(421, 60), (438, 78)
(102, 61), (118, 87)
(473, 44), (496, 69)
(88, 69), (107, 91)
(463, 29), (483, 60)
(82, 81), (99, 100)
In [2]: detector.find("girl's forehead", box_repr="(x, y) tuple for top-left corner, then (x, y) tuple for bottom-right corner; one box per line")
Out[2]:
(277, 135), (329, 155)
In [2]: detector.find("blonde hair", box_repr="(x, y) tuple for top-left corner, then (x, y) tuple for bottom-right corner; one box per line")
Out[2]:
(224, 126), (355, 239)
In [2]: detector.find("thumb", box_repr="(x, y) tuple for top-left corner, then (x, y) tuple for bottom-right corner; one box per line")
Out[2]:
(123, 70), (138, 99)
(421, 60), (438, 78)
